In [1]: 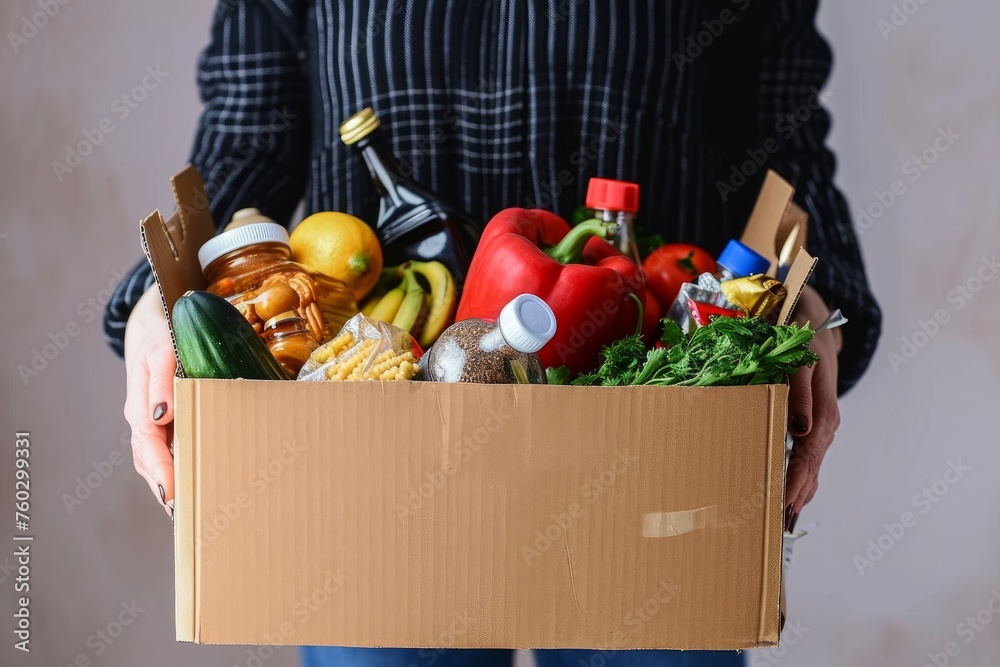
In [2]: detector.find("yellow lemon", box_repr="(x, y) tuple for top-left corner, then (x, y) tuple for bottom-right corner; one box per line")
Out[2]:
(290, 212), (383, 300)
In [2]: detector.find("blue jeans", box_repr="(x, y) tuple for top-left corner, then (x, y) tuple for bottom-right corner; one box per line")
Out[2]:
(300, 647), (744, 666)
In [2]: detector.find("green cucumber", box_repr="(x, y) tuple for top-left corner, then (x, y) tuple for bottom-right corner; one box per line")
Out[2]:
(173, 291), (289, 380)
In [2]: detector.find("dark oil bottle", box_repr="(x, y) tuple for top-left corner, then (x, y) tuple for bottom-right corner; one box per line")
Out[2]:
(339, 108), (482, 288)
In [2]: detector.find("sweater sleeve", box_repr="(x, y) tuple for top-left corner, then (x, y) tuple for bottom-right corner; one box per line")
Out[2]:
(103, 0), (310, 357)
(751, 0), (882, 395)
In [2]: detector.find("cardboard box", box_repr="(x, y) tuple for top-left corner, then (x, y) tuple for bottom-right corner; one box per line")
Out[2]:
(143, 167), (815, 649)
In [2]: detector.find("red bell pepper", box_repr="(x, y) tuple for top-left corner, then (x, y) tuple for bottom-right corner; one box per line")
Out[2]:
(456, 208), (645, 375)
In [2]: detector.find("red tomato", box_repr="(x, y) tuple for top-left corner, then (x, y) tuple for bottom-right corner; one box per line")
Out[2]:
(642, 244), (716, 310)
(641, 290), (662, 344)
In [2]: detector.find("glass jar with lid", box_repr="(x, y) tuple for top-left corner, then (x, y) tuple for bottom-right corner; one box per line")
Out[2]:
(261, 310), (321, 377)
(198, 208), (359, 343)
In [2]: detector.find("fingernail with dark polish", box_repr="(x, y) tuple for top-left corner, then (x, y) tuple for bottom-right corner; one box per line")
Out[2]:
(153, 402), (167, 421)
(791, 416), (808, 435)
(158, 484), (166, 505)
(789, 512), (800, 533)
(784, 503), (794, 531)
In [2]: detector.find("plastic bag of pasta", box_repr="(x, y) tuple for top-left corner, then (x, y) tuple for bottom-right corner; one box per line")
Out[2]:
(297, 313), (423, 381)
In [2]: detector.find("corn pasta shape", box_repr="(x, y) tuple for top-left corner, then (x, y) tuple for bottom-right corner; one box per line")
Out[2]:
(297, 313), (423, 382)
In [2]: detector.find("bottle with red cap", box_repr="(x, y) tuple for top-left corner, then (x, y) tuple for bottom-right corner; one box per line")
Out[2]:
(585, 177), (642, 271)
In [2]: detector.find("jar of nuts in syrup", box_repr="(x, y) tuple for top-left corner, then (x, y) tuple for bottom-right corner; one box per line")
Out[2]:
(198, 208), (358, 343)
(261, 310), (321, 377)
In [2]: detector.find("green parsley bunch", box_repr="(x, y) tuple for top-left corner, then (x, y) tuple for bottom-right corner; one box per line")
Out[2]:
(568, 317), (819, 387)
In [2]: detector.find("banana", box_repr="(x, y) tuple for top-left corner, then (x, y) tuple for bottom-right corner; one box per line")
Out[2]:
(362, 261), (453, 343)
(409, 261), (457, 347)
(368, 285), (406, 322)
(360, 292), (383, 317)
(360, 283), (393, 316)
(360, 283), (386, 315)
(360, 265), (407, 315)
(390, 269), (428, 333)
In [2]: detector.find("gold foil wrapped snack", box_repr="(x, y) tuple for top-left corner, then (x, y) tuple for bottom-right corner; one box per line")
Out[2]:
(720, 275), (787, 320)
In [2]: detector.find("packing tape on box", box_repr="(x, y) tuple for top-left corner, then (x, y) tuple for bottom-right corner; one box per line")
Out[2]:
(641, 505), (718, 538)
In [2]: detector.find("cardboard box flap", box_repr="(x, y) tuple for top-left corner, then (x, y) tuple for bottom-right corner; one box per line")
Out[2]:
(139, 165), (216, 371)
(740, 170), (812, 277)
(777, 248), (819, 326)
(740, 170), (793, 274)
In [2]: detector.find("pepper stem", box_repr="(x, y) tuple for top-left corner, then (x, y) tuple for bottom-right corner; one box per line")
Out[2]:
(544, 218), (619, 265)
(629, 293), (644, 336)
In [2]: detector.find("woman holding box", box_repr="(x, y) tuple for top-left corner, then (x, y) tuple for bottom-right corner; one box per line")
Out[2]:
(107, 1), (881, 665)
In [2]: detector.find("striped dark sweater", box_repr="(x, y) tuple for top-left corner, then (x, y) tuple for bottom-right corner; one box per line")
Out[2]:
(105, 0), (881, 394)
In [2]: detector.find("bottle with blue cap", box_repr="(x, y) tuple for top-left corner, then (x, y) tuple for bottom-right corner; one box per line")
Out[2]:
(716, 239), (771, 281)
(422, 294), (558, 384)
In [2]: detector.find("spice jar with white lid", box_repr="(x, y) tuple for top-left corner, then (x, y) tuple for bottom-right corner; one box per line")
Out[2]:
(422, 294), (557, 384)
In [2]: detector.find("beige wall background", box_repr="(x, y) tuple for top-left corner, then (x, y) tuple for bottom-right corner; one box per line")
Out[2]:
(1, 1), (997, 666)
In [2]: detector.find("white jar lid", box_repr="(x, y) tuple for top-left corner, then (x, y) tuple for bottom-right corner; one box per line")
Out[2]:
(198, 209), (289, 270)
(497, 294), (557, 353)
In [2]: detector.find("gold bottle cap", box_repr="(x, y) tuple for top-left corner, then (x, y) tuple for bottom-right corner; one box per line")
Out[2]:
(339, 107), (381, 145)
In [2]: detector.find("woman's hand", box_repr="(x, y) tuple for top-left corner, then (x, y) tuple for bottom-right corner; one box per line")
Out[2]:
(785, 285), (842, 531)
(124, 287), (176, 517)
